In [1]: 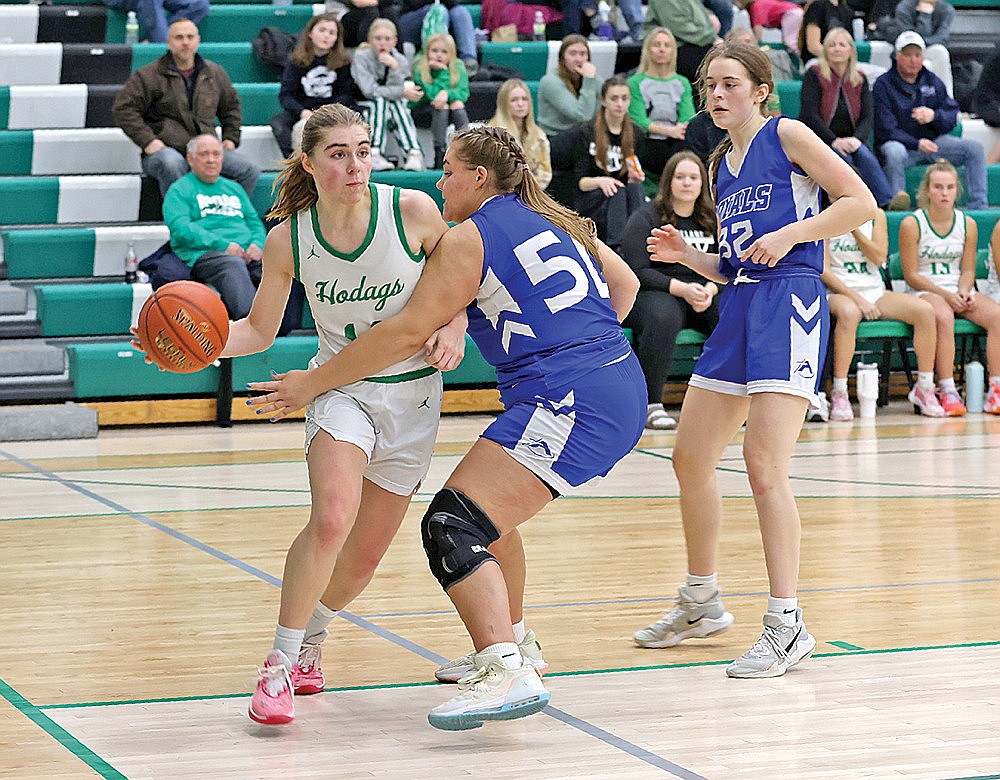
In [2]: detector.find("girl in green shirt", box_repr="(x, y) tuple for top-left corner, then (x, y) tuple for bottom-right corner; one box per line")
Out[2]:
(409, 33), (470, 168)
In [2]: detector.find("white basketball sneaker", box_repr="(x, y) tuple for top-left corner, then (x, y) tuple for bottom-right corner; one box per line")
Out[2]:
(427, 649), (551, 731)
(402, 148), (425, 171)
(435, 629), (548, 683)
(633, 585), (734, 648)
(726, 609), (816, 678)
(369, 150), (395, 171)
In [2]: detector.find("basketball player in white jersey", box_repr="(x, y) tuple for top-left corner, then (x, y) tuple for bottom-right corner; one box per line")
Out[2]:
(821, 208), (945, 419)
(219, 104), (468, 726)
(899, 160), (1000, 416)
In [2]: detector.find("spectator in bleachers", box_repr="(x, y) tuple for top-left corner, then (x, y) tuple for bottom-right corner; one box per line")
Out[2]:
(571, 76), (648, 250)
(162, 134), (266, 320)
(270, 15), (357, 161)
(800, 0), (854, 61)
(722, 28), (789, 105)
(103, 0), (208, 45)
(972, 43), (1000, 165)
(644, 0), (722, 85)
(537, 35), (603, 138)
(627, 28), (696, 182)
(487, 79), (552, 188)
(873, 32), (988, 209)
(894, 0), (953, 95)
(821, 207), (944, 419)
(409, 33), (470, 169)
(619, 151), (720, 429)
(325, 0), (386, 49)
(397, 0), (479, 75)
(800, 28), (910, 211)
(113, 19), (261, 198)
(899, 160), (1000, 415)
(734, 0), (803, 57)
(983, 220), (1000, 304)
(351, 19), (426, 171)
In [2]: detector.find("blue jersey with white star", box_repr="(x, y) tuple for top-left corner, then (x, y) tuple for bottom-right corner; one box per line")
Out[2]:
(716, 117), (823, 279)
(467, 194), (631, 403)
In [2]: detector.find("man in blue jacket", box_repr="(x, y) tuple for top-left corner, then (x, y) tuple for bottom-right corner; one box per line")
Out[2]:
(873, 31), (987, 209)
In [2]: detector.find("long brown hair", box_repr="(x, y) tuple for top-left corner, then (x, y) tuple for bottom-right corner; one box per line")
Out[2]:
(556, 34), (590, 97)
(290, 13), (350, 70)
(268, 103), (371, 221)
(654, 151), (717, 236)
(450, 125), (601, 265)
(593, 77), (636, 174)
(698, 41), (773, 191)
(488, 78), (545, 150)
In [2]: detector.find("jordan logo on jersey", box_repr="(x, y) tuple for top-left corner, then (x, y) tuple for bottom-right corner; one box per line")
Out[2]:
(307, 245), (320, 260)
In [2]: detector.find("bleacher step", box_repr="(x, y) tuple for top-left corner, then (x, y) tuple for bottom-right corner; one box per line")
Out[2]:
(0, 401), (96, 441)
(0, 340), (64, 376)
(0, 283), (27, 315)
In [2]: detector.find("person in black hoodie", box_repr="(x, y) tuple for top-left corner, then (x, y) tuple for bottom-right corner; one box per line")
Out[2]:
(974, 43), (1000, 164)
(270, 14), (357, 159)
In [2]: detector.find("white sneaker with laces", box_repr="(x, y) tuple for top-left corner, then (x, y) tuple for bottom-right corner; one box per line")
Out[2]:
(806, 391), (830, 422)
(369, 150), (395, 171)
(402, 148), (425, 171)
(435, 629), (548, 683)
(726, 608), (816, 678)
(633, 585), (734, 648)
(427, 650), (550, 731)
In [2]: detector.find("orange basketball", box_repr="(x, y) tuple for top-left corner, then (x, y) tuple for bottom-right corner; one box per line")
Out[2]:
(136, 281), (230, 373)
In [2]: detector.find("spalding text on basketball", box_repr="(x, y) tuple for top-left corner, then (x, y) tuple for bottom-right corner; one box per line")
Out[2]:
(172, 306), (218, 358)
(153, 329), (191, 369)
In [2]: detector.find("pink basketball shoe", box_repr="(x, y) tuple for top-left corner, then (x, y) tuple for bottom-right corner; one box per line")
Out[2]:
(291, 642), (325, 695)
(829, 389), (854, 421)
(248, 650), (294, 725)
(985, 379), (1000, 415)
(937, 388), (967, 417)
(908, 385), (946, 417)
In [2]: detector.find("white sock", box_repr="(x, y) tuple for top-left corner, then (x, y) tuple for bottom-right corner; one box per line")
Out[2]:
(918, 371), (934, 391)
(303, 602), (339, 645)
(273, 625), (306, 667)
(767, 596), (798, 626)
(480, 642), (522, 670)
(991, 376), (1000, 387)
(832, 377), (848, 394)
(938, 377), (957, 393)
(685, 573), (718, 603)
(512, 620), (526, 644)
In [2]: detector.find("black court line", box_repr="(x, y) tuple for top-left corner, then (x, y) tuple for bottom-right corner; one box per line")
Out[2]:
(0, 447), (706, 779)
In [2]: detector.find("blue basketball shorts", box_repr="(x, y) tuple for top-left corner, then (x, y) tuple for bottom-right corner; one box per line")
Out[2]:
(690, 273), (829, 401)
(482, 352), (646, 495)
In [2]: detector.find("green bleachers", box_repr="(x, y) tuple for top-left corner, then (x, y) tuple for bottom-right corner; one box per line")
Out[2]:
(130, 42), (275, 82)
(480, 42), (551, 81)
(4, 228), (101, 278)
(104, 5), (317, 44)
(35, 283), (134, 337)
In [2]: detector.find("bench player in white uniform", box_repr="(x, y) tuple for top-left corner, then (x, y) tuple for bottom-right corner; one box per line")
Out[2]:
(248, 125), (646, 730)
(640, 41), (875, 677)
(219, 104), (468, 726)
(821, 209), (945, 419)
(899, 160), (1000, 415)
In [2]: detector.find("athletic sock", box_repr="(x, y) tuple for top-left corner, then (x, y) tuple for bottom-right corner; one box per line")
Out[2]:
(686, 573), (718, 603)
(918, 371), (934, 391)
(303, 602), (339, 645)
(273, 625), (306, 667)
(767, 596), (798, 626)
(939, 378), (958, 394)
(832, 377), (848, 394)
(512, 620), (526, 644)
(480, 642), (522, 670)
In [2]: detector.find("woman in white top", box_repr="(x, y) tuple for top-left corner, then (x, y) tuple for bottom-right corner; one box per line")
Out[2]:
(899, 160), (1000, 415)
(983, 219), (1000, 305)
(821, 208), (944, 419)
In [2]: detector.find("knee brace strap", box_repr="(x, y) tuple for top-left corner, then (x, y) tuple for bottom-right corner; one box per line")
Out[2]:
(421, 488), (501, 592)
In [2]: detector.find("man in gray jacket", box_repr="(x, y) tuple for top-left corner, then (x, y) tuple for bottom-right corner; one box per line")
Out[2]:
(113, 18), (261, 197)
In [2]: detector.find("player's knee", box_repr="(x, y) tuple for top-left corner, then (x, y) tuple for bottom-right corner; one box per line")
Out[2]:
(421, 488), (501, 592)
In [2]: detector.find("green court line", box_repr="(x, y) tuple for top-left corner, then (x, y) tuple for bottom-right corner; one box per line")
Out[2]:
(35, 639), (1000, 711)
(945, 775), (1000, 780)
(827, 641), (865, 651)
(0, 677), (126, 780)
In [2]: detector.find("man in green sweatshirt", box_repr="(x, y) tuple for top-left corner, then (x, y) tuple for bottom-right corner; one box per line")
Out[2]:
(162, 134), (267, 319)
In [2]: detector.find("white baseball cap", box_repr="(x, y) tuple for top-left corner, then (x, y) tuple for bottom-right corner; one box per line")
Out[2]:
(895, 31), (926, 52)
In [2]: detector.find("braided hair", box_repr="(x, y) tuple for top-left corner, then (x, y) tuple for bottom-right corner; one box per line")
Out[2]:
(449, 125), (601, 265)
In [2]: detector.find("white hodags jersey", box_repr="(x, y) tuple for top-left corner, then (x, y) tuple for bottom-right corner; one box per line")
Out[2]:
(827, 219), (886, 297)
(292, 183), (434, 381)
(909, 208), (966, 294)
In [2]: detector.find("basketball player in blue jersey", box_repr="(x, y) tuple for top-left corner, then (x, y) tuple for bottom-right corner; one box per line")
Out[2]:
(248, 125), (647, 730)
(636, 41), (876, 677)
(217, 104), (469, 726)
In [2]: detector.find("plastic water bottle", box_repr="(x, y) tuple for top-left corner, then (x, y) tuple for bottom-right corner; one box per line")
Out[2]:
(596, 1), (614, 41)
(125, 10), (139, 45)
(852, 17), (864, 42)
(856, 362), (879, 419)
(965, 360), (985, 413)
(533, 10), (546, 41)
(124, 242), (138, 284)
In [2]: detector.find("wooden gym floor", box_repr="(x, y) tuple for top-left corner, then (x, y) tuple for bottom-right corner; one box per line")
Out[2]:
(1, 405), (998, 779)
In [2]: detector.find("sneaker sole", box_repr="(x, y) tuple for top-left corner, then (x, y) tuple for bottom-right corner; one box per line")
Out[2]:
(633, 613), (734, 649)
(725, 636), (817, 679)
(435, 658), (548, 684)
(248, 705), (294, 725)
(427, 691), (551, 731)
(293, 682), (324, 696)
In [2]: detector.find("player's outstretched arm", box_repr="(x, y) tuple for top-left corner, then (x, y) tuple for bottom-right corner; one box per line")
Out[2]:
(248, 220), (483, 420)
(220, 221), (294, 358)
(647, 224), (728, 284)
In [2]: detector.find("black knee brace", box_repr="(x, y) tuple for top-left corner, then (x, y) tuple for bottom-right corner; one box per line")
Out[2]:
(421, 488), (501, 592)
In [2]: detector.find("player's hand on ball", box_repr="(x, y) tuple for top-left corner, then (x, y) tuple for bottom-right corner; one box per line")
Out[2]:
(247, 369), (319, 422)
(129, 327), (162, 369)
